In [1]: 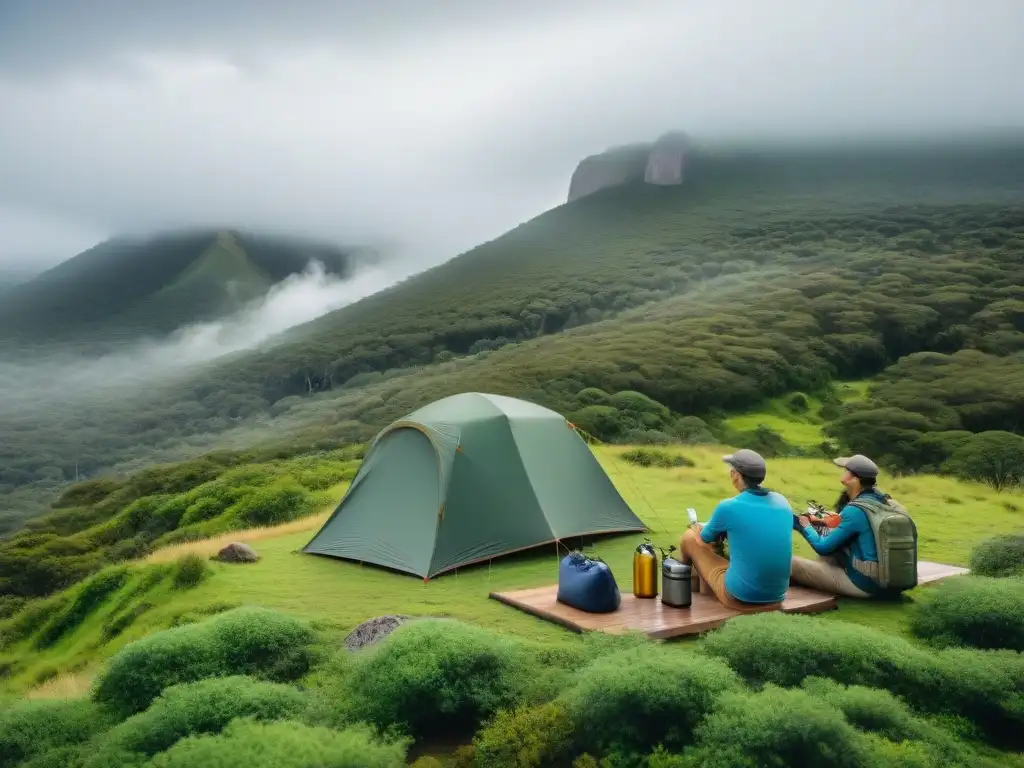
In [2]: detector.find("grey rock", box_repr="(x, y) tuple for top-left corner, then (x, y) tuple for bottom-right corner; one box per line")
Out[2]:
(215, 542), (259, 563)
(343, 614), (412, 651)
(644, 131), (690, 186)
(567, 143), (650, 202)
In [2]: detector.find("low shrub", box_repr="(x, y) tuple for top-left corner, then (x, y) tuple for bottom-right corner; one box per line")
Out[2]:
(684, 685), (876, 768)
(619, 448), (692, 469)
(34, 567), (129, 649)
(342, 619), (536, 739)
(171, 553), (211, 590)
(910, 575), (1024, 651)
(0, 595), (69, 650)
(0, 595), (26, 620)
(86, 675), (306, 765)
(230, 483), (312, 527)
(472, 701), (575, 767)
(146, 718), (408, 768)
(798, 678), (973, 764)
(969, 533), (1024, 577)
(0, 698), (115, 768)
(558, 645), (742, 757)
(92, 606), (321, 715)
(699, 611), (1024, 748)
(18, 744), (92, 768)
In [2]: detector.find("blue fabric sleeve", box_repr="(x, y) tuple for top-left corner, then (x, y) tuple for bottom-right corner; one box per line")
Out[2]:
(700, 501), (728, 543)
(801, 506), (860, 555)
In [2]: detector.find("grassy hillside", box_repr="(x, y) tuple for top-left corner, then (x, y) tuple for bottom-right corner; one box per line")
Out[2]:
(1, 138), (1023, 533)
(0, 228), (366, 344)
(2, 443), (1023, 767)
(2, 443), (1020, 692)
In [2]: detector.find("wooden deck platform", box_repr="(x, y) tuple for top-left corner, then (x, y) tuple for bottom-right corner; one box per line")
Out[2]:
(916, 560), (970, 584)
(489, 560), (968, 639)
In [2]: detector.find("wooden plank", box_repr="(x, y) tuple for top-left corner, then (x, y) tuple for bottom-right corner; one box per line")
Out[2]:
(916, 560), (970, 585)
(490, 560), (968, 639)
(489, 584), (836, 639)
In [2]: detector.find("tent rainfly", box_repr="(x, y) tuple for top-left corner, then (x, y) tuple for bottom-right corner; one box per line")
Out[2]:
(302, 392), (648, 579)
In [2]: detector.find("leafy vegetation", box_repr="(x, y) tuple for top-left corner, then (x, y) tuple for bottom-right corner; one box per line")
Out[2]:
(910, 575), (1024, 651)
(335, 619), (539, 739)
(827, 352), (1024, 474)
(699, 611), (1024, 748)
(0, 698), (114, 768)
(148, 719), (409, 768)
(3, 140), (1023, 533)
(557, 645), (742, 757)
(91, 606), (322, 716)
(4, 610), (1021, 767)
(0, 450), (358, 599)
(83, 676), (306, 765)
(969, 533), (1024, 577)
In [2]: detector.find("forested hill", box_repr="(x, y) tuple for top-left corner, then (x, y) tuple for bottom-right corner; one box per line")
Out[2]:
(1, 136), (1023, 532)
(0, 228), (370, 344)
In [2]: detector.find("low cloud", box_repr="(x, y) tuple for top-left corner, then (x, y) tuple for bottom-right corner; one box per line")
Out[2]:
(0, 259), (406, 418)
(1, 1), (1022, 265)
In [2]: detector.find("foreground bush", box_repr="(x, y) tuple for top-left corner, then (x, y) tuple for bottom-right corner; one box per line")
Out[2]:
(699, 612), (1024, 748)
(147, 718), (408, 768)
(559, 646), (742, 757)
(472, 701), (575, 767)
(85, 675), (307, 765)
(92, 606), (321, 715)
(341, 619), (537, 738)
(170, 553), (210, 590)
(685, 685), (875, 768)
(969, 533), (1024, 577)
(798, 677), (976, 764)
(910, 575), (1024, 651)
(0, 698), (114, 768)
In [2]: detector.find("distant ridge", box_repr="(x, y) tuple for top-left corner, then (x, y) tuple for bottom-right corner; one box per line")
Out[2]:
(0, 228), (374, 343)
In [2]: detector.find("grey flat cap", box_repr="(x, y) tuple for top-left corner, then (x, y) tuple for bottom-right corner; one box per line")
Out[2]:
(833, 454), (879, 479)
(722, 449), (767, 479)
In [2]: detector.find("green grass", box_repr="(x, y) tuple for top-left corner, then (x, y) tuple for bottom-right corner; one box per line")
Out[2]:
(3, 444), (1017, 695)
(724, 380), (871, 447)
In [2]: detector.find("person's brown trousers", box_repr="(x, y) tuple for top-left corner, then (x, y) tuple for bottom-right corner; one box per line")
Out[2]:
(680, 528), (783, 613)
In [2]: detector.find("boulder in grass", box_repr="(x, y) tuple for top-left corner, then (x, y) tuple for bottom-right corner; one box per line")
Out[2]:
(344, 615), (412, 651)
(216, 542), (259, 563)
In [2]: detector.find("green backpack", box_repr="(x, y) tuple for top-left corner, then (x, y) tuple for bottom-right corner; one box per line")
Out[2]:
(847, 494), (919, 592)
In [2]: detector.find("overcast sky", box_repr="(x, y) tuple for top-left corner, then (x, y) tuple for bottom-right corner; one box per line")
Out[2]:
(1, 0), (1022, 270)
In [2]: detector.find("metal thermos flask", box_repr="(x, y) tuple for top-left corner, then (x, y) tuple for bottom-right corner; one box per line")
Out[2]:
(633, 538), (658, 598)
(661, 557), (692, 608)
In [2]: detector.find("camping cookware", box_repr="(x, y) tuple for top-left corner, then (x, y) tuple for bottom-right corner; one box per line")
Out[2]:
(661, 556), (692, 608)
(632, 538), (658, 598)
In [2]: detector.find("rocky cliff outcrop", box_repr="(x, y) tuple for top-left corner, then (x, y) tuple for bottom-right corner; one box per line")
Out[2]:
(567, 130), (691, 202)
(645, 131), (691, 186)
(567, 143), (650, 202)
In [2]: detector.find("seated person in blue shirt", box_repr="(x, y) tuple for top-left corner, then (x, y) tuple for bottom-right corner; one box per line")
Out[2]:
(790, 454), (883, 598)
(681, 449), (794, 612)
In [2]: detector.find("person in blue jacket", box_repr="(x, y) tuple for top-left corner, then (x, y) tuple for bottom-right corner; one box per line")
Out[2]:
(789, 454), (883, 597)
(681, 448), (794, 611)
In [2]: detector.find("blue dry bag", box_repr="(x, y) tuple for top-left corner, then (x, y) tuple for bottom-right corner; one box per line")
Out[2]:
(556, 552), (621, 613)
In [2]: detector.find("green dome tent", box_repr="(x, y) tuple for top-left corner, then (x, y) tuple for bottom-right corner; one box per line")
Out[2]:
(302, 392), (647, 579)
